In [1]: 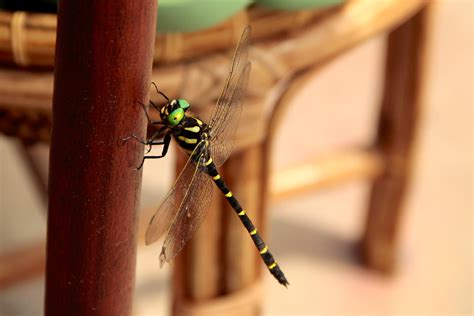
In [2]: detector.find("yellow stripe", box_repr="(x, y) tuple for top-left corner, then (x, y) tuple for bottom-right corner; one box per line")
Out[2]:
(195, 118), (203, 126)
(225, 191), (232, 197)
(238, 210), (246, 216)
(250, 229), (257, 235)
(212, 174), (220, 180)
(268, 262), (277, 269)
(184, 126), (200, 133)
(205, 157), (213, 166)
(260, 246), (268, 254)
(178, 136), (197, 144)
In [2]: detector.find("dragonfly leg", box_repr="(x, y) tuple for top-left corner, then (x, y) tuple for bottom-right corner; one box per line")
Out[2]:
(137, 132), (171, 170)
(122, 133), (147, 144)
(137, 99), (166, 126)
(141, 130), (162, 154)
(144, 130), (171, 154)
(137, 100), (153, 124)
(123, 125), (167, 149)
(149, 100), (161, 112)
(152, 82), (170, 103)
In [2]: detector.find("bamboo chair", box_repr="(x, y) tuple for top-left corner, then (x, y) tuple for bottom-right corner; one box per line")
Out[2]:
(0, 0), (432, 314)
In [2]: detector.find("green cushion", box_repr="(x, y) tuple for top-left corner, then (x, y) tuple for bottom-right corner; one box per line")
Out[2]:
(254, 0), (343, 11)
(157, 0), (251, 33)
(1, 0), (344, 32)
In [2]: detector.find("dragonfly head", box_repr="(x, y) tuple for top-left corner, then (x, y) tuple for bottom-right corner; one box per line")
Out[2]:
(160, 99), (190, 126)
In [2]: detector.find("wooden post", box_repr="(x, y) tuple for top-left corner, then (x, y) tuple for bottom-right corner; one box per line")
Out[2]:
(16, 142), (49, 206)
(223, 146), (262, 294)
(45, 1), (157, 315)
(172, 151), (224, 305)
(360, 5), (431, 272)
(172, 148), (264, 316)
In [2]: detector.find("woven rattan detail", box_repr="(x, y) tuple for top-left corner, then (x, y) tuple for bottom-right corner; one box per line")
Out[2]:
(10, 11), (28, 66)
(251, 47), (289, 81)
(0, 0), (428, 147)
(161, 33), (184, 62)
(0, 107), (51, 144)
(0, 7), (325, 67)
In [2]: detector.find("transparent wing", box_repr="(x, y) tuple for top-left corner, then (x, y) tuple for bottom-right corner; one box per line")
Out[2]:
(145, 142), (207, 246)
(159, 154), (214, 266)
(209, 26), (250, 130)
(209, 26), (251, 166)
(210, 62), (251, 166)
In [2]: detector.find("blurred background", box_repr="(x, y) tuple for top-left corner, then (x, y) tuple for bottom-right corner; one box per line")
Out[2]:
(0, 0), (472, 315)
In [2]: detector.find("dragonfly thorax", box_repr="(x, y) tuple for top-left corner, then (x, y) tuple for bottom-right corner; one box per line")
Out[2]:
(172, 115), (210, 156)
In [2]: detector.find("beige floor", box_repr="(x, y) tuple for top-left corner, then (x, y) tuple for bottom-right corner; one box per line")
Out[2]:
(1, 1), (472, 315)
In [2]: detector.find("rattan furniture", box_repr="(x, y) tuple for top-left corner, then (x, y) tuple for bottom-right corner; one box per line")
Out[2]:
(0, 0), (432, 314)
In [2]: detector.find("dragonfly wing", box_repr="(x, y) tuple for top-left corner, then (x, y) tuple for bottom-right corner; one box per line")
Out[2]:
(210, 62), (251, 166)
(209, 26), (251, 166)
(145, 142), (206, 246)
(159, 154), (214, 266)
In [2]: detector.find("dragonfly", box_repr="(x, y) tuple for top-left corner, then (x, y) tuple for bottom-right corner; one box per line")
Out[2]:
(129, 27), (288, 287)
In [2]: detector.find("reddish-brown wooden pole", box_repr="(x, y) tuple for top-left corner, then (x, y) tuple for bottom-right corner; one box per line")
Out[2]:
(45, 1), (157, 315)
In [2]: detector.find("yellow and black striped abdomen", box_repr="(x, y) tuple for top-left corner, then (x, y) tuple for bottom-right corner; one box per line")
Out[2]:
(205, 159), (289, 286)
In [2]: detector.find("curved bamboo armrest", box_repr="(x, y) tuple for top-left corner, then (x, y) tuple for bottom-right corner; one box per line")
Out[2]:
(0, 0), (428, 146)
(0, 0), (431, 306)
(0, 6), (328, 67)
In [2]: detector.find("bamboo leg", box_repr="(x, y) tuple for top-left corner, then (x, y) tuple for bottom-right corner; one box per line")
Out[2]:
(45, 1), (157, 315)
(172, 145), (264, 316)
(182, 152), (223, 300)
(223, 146), (262, 296)
(360, 5), (432, 272)
(15, 141), (49, 206)
(172, 150), (224, 313)
(0, 241), (45, 290)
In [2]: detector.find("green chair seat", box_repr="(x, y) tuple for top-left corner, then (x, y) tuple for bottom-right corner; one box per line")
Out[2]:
(254, 0), (342, 11)
(157, 0), (251, 32)
(0, 0), (343, 33)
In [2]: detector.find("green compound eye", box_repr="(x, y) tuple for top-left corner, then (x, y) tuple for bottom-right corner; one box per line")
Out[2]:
(178, 99), (190, 109)
(168, 108), (184, 126)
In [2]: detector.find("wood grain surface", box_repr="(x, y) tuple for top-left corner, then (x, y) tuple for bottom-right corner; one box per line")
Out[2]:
(44, 1), (157, 315)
